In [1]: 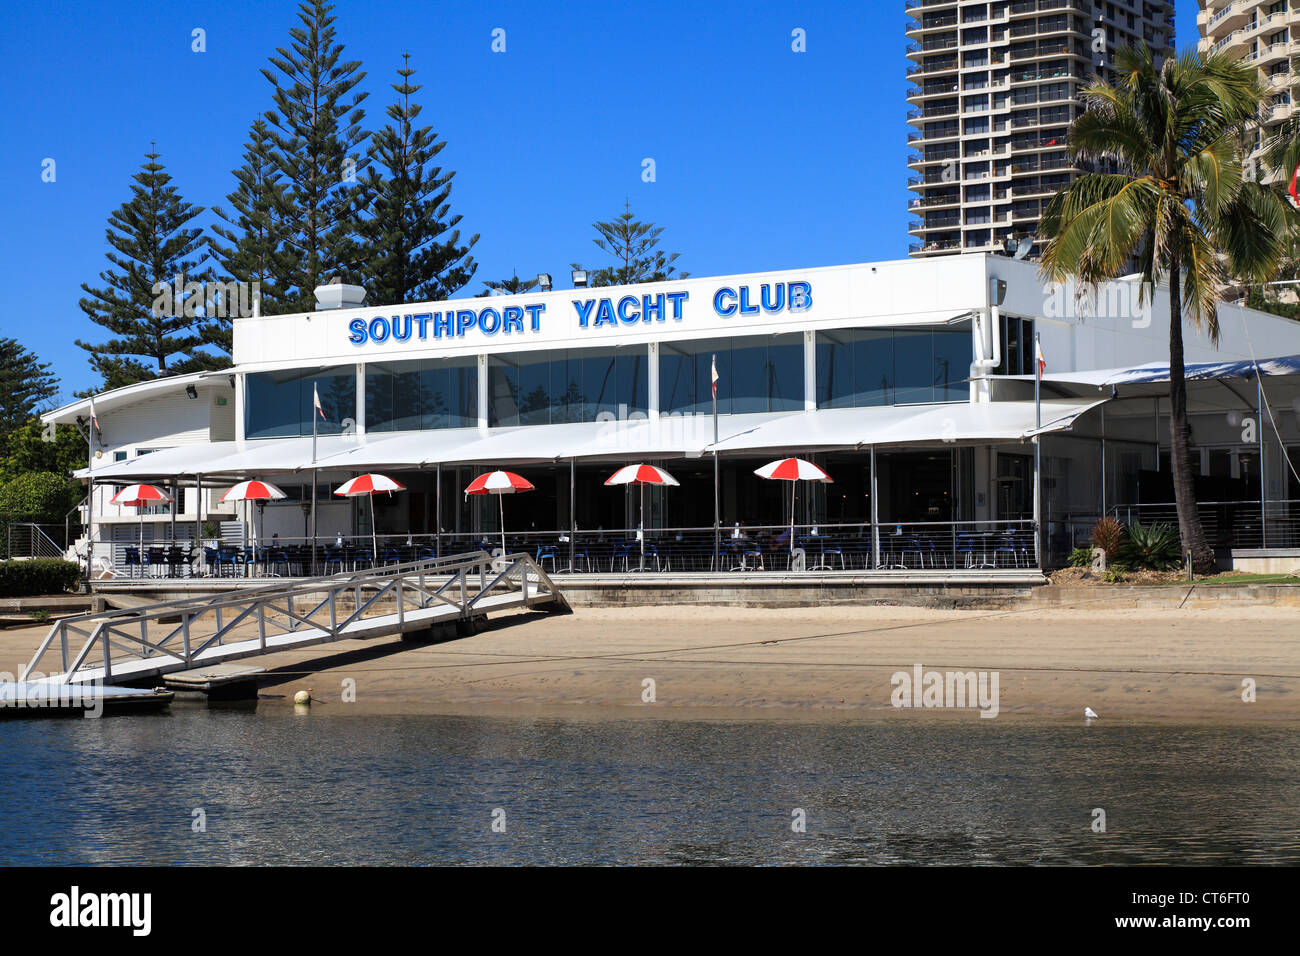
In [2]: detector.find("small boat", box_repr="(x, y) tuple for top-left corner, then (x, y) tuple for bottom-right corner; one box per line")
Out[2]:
(0, 682), (174, 719)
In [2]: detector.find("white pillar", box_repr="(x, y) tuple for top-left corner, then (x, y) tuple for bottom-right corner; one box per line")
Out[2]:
(647, 342), (660, 421)
(477, 354), (489, 431)
(803, 329), (816, 411)
(355, 362), (366, 441)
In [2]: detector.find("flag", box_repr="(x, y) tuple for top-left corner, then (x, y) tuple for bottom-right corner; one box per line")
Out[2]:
(88, 394), (100, 433)
(1036, 337), (1047, 379)
(711, 355), (718, 398)
(313, 382), (325, 420)
(1289, 164), (1299, 206)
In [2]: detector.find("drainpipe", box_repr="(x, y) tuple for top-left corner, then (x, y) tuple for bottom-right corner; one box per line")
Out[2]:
(969, 305), (1002, 404)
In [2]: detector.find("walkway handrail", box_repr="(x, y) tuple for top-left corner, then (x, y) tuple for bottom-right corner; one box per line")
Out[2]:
(22, 550), (567, 685)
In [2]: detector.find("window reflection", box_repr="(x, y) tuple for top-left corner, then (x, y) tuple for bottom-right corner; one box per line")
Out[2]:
(246, 365), (356, 438)
(365, 357), (478, 432)
(660, 334), (803, 415)
(815, 325), (971, 408)
(488, 347), (648, 427)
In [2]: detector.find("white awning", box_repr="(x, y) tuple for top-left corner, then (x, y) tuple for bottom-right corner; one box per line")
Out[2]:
(75, 400), (1106, 482)
(704, 398), (1107, 453)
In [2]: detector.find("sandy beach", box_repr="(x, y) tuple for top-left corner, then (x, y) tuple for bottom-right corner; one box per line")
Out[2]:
(4, 601), (1296, 723)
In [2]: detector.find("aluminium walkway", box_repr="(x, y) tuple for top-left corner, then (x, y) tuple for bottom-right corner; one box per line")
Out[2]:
(22, 551), (567, 686)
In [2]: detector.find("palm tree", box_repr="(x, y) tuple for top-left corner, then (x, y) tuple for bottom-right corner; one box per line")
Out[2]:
(1039, 45), (1292, 573)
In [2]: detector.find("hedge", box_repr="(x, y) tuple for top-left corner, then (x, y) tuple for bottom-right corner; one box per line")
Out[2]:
(0, 559), (82, 597)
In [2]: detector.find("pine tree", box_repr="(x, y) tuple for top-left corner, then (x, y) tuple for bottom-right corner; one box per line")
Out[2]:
(262, 0), (370, 313)
(360, 54), (478, 305)
(0, 338), (58, 451)
(76, 147), (214, 390)
(483, 271), (538, 296)
(209, 119), (294, 353)
(585, 200), (688, 287)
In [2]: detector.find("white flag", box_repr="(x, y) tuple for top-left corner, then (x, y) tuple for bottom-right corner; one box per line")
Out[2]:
(313, 383), (325, 420)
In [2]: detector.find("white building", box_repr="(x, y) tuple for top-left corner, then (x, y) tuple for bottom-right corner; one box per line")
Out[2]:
(907, 0), (1176, 257)
(43, 254), (1300, 574)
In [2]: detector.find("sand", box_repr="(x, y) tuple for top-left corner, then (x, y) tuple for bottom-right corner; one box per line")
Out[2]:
(4, 601), (1295, 723)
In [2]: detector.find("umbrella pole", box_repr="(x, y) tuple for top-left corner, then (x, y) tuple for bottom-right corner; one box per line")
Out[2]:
(791, 482), (796, 556)
(499, 494), (506, 555)
(639, 482), (645, 572)
(139, 510), (144, 578)
(371, 494), (378, 566)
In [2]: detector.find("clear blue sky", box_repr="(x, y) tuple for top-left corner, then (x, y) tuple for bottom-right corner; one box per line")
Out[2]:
(0, 0), (1201, 402)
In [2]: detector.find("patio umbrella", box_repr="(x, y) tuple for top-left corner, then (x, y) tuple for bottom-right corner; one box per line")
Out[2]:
(464, 471), (534, 555)
(334, 474), (407, 561)
(220, 479), (288, 557)
(604, 464), (679, 570)
(753, 458), (833, 556)
(109, 483), (173, 563)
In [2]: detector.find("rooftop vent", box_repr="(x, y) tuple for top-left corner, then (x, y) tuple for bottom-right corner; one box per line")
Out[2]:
(314, 282), (367, 311)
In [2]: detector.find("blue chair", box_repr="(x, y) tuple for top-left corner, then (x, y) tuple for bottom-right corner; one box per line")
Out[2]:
(124, 546), (142, 577)
(383, 547), (402, 566)
(324, 548), (346, 574)
(535, 544), (559, 572)
(353, 548), (374, 570)
(416, 546), (437, 563)
(203, 546), (218, 577)
(610, 542), (634, 572)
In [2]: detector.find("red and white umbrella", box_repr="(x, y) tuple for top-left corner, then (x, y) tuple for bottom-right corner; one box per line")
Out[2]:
(335, 474), (406, 497)
(754, 458), (833, 555)
(220, 479), (288, 503)
(110, 484), (173, 559)
(465, 471), (534, 555)
(220, 480), (288, 557)
(605, 464), (679, 570)
(110, 483), (172, 507)
(334, 474), (407, 560)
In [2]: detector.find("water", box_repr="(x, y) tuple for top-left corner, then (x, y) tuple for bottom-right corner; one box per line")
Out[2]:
(2, 707), (1297, 865)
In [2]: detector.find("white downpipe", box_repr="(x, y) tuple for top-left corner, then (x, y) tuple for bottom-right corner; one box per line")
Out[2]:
(969, 305), (1002, 404)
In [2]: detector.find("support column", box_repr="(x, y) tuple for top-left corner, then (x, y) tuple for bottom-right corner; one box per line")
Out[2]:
(870, 445), (880, 570)
(1259, 375), (1267, 549)
(477, 355), (489, 431)
(354, 362), (366, 442)
(1100, 404), (1107, 517)
(803, 329), (816, 411)
(195, 474), (203, 576)
(435, 462), (442, 558)
(647, 343), (659, 421)
(569, 458), (576, 572)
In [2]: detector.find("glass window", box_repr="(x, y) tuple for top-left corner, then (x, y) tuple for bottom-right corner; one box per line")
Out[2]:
(246, 365), (355, 439)
(816, 326), (971, 408)
(365, 356), (478, 432)
(489, 347), (647, 427)
(660, 334), (803, 416)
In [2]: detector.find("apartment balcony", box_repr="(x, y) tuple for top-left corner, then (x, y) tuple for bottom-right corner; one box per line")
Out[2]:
(1205, 2), (1250, 38)
(909, 239), (962, 256)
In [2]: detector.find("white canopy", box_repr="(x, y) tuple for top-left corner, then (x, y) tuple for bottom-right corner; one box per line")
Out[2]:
(78, 400), (1106, 481)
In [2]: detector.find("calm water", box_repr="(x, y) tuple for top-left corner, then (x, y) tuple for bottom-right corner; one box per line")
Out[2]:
(2, 706), (1297, 865)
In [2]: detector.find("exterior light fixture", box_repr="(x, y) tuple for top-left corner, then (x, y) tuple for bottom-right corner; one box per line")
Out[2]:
(572, 269), (588, 289)
(537, 273), (553, 291)
(185, 384), (198, 400)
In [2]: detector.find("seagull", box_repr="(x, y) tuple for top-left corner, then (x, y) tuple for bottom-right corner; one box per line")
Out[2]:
(1084, 707), (1099, 719)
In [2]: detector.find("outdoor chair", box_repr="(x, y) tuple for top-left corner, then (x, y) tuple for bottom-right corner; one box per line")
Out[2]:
(610, 542), (634, 573)
(215, 548), (241, 577)
(898, 538), (925, 569)
(994, 535), (1020, 568)
(202, 546), (218, 576)
(124, 546), (142, 577)
(416, 546), (437, 563)
(383, 547), (402, 566)
(324, 548), (346, 574)
(353, 548), (374, 570)
(535, 543), (559, 572)
(268, 549), (292, 576)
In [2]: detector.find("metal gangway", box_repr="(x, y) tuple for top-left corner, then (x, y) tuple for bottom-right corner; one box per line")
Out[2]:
(22, 550), (569, 686)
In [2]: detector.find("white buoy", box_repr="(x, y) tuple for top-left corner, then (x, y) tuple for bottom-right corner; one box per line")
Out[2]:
(1084, 706), (1099, 719)
(293, 690), (311, 706)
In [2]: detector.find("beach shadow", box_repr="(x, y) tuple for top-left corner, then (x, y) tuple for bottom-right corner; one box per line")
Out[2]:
(256, 609), (555, 689)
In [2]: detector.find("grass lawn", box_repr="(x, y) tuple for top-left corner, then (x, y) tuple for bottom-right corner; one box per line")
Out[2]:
(1193, 573), (1300, 586)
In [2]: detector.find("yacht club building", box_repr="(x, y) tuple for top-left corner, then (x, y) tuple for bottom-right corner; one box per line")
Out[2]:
(43, 255), (1300, 574)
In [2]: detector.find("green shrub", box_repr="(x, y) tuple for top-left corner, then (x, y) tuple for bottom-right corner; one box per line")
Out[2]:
(1068, 546), (1093, 568)
(0, 472), (79, 521)
(1121, 521), (1183, 571)
(0, 559), (82, 597)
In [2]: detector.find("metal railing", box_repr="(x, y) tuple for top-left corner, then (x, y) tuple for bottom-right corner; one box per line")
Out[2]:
(23, 550), (567, 685)
(4, 522), (67, 560)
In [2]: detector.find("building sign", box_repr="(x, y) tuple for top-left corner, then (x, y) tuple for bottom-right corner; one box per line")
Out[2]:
(346, 281), (814, 346)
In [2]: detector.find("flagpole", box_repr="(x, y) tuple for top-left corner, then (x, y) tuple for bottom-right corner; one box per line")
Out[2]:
(712, 353), (720, 571)
(1034, 332), (1042, 568)
(311, 380), (318, 575)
